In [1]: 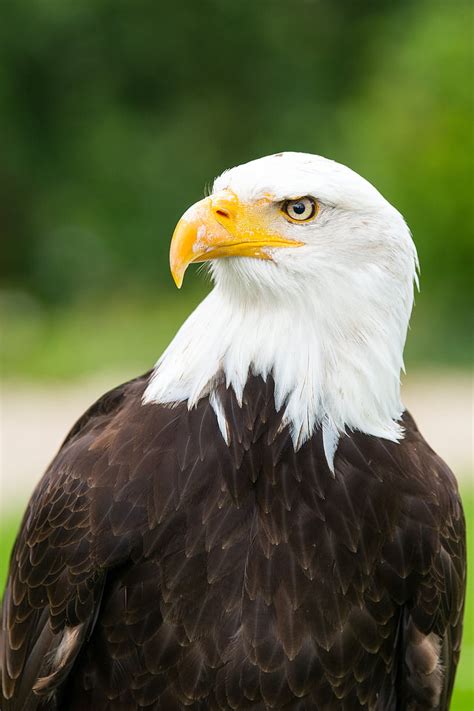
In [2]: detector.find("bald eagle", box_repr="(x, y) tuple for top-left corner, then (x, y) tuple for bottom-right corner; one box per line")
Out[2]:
(1, 153), (465, 710)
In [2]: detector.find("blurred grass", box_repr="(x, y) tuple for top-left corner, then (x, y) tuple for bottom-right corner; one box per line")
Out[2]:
(0, 488), (472, 706)
(0, 287), (207, 380)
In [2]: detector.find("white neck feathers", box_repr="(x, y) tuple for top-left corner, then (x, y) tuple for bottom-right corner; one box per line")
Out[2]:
(144, 263), (412, 464)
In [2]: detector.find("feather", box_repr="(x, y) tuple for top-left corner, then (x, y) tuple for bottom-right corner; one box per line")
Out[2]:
(0, 373), (466, 710)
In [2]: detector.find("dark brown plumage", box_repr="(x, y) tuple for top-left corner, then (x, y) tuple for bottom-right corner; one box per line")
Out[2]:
(0, 373), (465, 710)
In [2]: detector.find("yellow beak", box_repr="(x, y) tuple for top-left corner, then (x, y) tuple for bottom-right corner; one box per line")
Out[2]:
(169, 190), (303, 287)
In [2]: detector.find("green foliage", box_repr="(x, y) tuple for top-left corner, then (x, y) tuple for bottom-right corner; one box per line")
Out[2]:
(337, 1), (474, 366)
(1, 486), (473, 707)
(0, 288), (207, 379)
(0, 0), (472, 373)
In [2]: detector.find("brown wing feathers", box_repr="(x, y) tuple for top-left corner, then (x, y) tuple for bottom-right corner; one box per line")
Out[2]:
(0, 374), (466, 709)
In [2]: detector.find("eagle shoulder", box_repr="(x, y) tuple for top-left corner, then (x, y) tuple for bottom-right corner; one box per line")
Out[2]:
(0, 372), (176, 709)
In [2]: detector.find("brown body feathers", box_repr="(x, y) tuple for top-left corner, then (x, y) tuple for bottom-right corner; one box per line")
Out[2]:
(1, 374), (465, 710)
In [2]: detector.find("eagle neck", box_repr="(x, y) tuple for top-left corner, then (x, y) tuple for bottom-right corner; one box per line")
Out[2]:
(143, 282), (406, 455)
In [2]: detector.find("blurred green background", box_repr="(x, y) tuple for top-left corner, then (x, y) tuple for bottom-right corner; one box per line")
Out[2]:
(1, 0), (473, 376)
(0, 0), (472, 706)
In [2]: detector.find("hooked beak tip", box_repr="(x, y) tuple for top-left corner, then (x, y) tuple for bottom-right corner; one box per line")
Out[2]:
(170, 262), (184, 289)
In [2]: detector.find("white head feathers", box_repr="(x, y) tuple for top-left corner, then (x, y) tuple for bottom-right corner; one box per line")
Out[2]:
(144, 152), (418, 468)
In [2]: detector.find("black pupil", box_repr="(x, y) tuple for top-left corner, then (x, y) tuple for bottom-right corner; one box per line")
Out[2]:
(293, 201), (306, 214)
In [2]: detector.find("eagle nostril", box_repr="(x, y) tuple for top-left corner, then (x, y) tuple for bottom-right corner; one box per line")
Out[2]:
(214, 208), (231, 219)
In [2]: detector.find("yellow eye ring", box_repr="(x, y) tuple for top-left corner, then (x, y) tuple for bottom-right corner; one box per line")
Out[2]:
(282, 196), (318, 223)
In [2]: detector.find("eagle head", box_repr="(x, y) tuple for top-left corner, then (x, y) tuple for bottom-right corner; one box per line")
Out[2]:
(170, 152), (417, 303)
(146, 153), (419, 456)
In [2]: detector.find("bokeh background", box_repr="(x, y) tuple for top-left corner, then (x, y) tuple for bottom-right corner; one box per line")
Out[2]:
(0, 0), (472, 706)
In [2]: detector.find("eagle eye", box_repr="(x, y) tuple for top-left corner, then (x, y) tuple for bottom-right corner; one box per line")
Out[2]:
(282, 196), (318, 222)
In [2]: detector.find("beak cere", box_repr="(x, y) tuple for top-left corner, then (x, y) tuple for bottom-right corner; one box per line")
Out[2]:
(169, 190), (303, 288)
